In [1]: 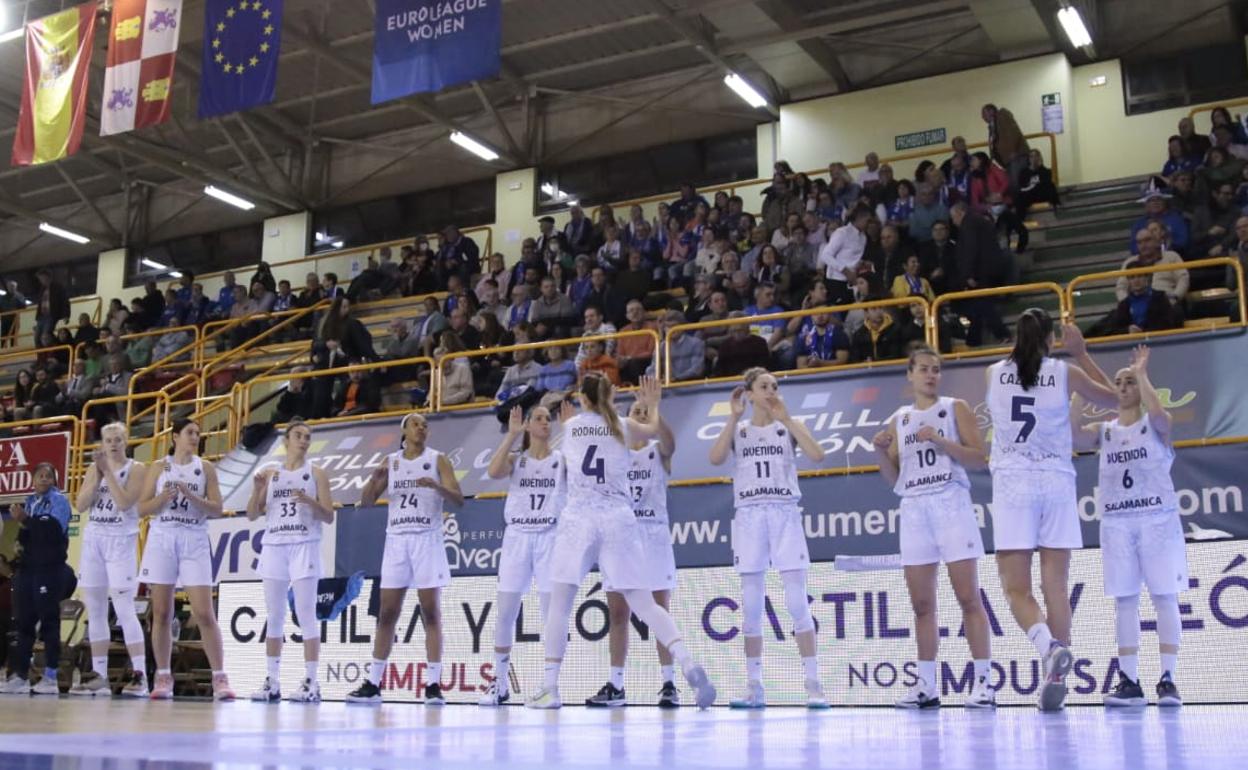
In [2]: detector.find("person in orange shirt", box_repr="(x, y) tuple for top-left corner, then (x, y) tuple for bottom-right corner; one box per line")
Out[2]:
(616, 299), (657, 384)
(578, 339), (621, 386)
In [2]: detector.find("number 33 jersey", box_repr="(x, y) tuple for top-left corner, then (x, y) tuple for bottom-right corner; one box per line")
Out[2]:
(386, 448), (444, 535)
(263, 461), (321, 545)
(560, 412), (629, 504)
(987, 356), (1073, 475)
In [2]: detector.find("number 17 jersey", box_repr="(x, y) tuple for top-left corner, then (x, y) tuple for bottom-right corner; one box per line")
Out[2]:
(987, 357), (1073, 475)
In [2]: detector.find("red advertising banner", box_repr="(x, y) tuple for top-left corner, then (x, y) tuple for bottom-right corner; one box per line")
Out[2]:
(0, 431), (72, 499)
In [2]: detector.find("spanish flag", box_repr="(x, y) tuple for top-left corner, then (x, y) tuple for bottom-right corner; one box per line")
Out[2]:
(11, 3), (99, 166)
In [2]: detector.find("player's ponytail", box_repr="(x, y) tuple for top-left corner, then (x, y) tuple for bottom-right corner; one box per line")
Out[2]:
(1010, 308), (1052, 391)
(580, 372), (623, 441)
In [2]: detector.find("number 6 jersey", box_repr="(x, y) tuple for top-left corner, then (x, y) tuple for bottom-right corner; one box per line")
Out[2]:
(893, 397), (970, 497)
(1096, 415), (1176, 518)
(987, 357), (1073, 475)
(263, 461), (321, 545)
(386, 447), (444, 535)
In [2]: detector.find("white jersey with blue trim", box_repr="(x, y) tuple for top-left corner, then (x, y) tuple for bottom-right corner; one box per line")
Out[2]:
(87, 460), (139, 536)
(893, 396), (971, 497)
(987, 356), (1074, 475)
(1096, 415), (1177, 518)
(731, 420), (802, 508)
(560, 412), (630, 503)
(263, 461), (322, 545)
(503, 450), (565, 532)
(386, 447), (444, 535)
(152, 456), (208, 533)
(628, 440), (670, 525)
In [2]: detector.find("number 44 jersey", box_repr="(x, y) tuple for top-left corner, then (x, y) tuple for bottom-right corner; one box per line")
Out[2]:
(987, 357), (1073, 475)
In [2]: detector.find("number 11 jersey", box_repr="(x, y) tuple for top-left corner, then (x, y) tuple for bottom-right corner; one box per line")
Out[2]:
(731, 420), (802, 508)
(987, 356), (1073, 475)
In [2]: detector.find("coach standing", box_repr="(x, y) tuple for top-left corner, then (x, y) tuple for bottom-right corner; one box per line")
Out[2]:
(0, 463), (73, 695)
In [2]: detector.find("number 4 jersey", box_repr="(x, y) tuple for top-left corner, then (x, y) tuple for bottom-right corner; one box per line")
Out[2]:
(263, 461), (321, 545)
(987, 356), (1073, 475)
(893, 397), (970, 497)
(503, 450), (566, 532)
(387, 447), (445, 534)
(1096, 415), (1177, 517)
(561, 412), (629, 503)
(731, 420), (802, 508)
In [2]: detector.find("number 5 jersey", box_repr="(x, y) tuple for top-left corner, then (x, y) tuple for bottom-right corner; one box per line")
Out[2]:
(987, 356), (1073, 475)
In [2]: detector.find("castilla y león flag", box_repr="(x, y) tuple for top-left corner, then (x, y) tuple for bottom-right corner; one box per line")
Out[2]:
(11, 2), (99, 166)
(101, 0), (183, 136)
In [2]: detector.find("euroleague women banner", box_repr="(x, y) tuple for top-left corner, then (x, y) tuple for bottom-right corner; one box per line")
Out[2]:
(371, 0), (501, 103)
(217, 327), (1248, 508)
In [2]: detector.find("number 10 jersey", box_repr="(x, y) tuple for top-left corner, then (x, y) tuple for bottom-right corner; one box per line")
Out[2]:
(987, 356), (1073, 475)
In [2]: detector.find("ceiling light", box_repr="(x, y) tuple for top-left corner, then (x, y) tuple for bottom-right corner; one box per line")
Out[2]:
(170, 271), (183, 278)
(142, 258), (168, 270)
(331, 241), (343, 249)
(449, 131), (499, 162)
(1057, 6), (1092, 48)
(724, 72), (769, 109)
(39, 222), (90, 244)
(204, 185), (256, 210)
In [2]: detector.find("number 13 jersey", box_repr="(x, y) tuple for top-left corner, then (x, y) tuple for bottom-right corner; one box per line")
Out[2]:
(264, 461), (321, 545)
(987, 356), (1072, 475)
(731, 420), (801, 508)
(386, 448), (444, 535)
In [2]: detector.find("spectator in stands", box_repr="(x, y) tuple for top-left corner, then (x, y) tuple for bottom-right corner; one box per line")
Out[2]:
(274, 368), (313, 423)
(878, 179), (916, 235)
(1199, 147), (1244, 205)
(27, 368), (59, 420)
(435, 333), (474, 406)
(1130, 190), (1189, 255)
(630, 220), (663, 269)
(401, 251), (439, 297)
(183, 283), (214, 327)
(1115, 229), (1189, 304)
(713, 312), (770, 376)
(851, 301), (901, 363)
(332, 363), (381, 417)
(829, 163), (862, 209)
(595, 224), (626, 274)
(57, 359), (94, 417)
(106, 298), (129, 337)
(740, 225), (768, 275)
(1177, 117), (1211, 162)
(313, 296), (377, 371)
(563, 205), (594, 256)
(950, 202), (1011, 346)
(1194, 182), (1241, 257)
(250, 262), (276, 294)
(783, 228), (817, 301)
(159, 288), (187, 327)
(216, 271), (239, 317)
(223, 285), (253, 349)
(472, 279), (506, 329)
(347, 261), (392, 302)
(377, 318), (421, 385)
(535, 343), (577, 396)
(272, 280), (295, 314)
(615, 250), (653, 307)
(594, 205), (619, 250)
(754, 244), (790, 302)
(123, 319), (154, 368)
(0, 280), (23, 347)
(577, 338), (621, 387)
(983, 103), (1029, 189)
(693, 230), (721, 276)
(649, 309), (705, 382)
(127, 298), (148, 332)
(1107, 273), (1178, 335)
(1162, 135), (1200, 182)
(73, 313), (99, 345)
(891, 254), (935, 302)
(795, 311), (850, 370)
(504, 283), (533, 333)
(150, 317), (192, 364)
(470, 311), (512, 397)
(445, 306), (481, 351)
(670, 183), (710, 226)
(685, 275), (715, 324)
(583, 267), (626, 326)
(81, 342), (104, 379)
(477, 253), (512, 305)
(623, 204), (648, 242)
(968, 152), (1009, 211)
(898, 301), (930, 352)
(321, 272), (342, 299)
(574, 305), (617, 368)
(33, 269), (69, 346)
(534, 216), (561, 258)
(818, 206), (870, 304)
(6, 370), (33, 422)
(615, 300), (657, 385)
(771, 213), (802, 252)
(940, 136), (971, 179)
(909, 183), (949, 244)
(878, 225), (915, 284)
(140, 280), (164, 328)
(1169, 169), (1201, 218)
(1212, 122), (1248, 162)
(858, 152), (882, 188)
(943, 153), (971, 204)
(297, 272), (323, 308)
(700, 290), (733, 353)
(527, 275), (574, 340)
(494, 346), (542, 408)
(1017, 149), (1060, 219)
(727, 271), (753, 311)
(89, 354), (131, 426)
(437, 225), (481, 283)
(761, 173), (801, 234)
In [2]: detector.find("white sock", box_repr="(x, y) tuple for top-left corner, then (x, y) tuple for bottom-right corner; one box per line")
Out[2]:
(543, 661), (561, 690)
(973, 659), (991, 681)
(747, 657), (762, 684)
(1026, 623), (1054, 657)
(304, 660), (317, 683)
(427, 662), (443, 687)
(802, 656), (818, 682)
(661, 665), (675, 685)
(918, 660), (937, 689)
(1160, 653), (1177, 679)
(495, 653), (511, 692)
(211, 670), (224, 678)
(131, 655), (146, 678)
(156, 668), (171, 676)
(368, 658), (386, 686)
(610, 666), (625, 689)
(92, 656), (108, 676)
(266, 656), (280, 682)
(668, 639), (693, 669)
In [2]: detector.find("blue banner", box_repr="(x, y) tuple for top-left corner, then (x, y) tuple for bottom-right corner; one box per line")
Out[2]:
(372, 0), (501, 103)
(198, 0), (283, 119)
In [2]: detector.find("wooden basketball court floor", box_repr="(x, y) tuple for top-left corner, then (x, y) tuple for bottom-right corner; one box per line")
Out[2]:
(0, 698), (1245, 769)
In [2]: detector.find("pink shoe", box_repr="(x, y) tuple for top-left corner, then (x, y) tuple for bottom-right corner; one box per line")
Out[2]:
(212, 673), (236, 701)
(150, 672), (174, 700)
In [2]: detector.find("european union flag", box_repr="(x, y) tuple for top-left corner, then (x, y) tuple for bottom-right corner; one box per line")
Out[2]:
(198, 0), (283, 119)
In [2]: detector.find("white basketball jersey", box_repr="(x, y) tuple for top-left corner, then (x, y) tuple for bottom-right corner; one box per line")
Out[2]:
(987, 357), (1073, 474)
(503, 450), (565, 532)
(560, 412), (630, 503)
(1096, 415), (1177, 518)
(386, 448), (445, 535)
(628, 441), (670, 525)
(732, 420), (802, 508)
(88, 460), (139, 536)
(893, 397), (971, 497)
(263, 461), (321, 545)
(152, 456), (208, 533)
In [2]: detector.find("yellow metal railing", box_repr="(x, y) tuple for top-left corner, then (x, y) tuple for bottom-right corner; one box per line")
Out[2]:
(932, 282), (1067, 361)
(1188, 100), (1248, 132)
(0, 295), (103, 353)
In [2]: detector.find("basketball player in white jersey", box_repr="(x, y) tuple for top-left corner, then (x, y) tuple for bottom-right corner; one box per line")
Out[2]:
(1072, 346), (1186, 707)
(69, 423), (149, 697)
(479, 405), (566, 707)
(346, 413), (463, 705)
(709, 366), (829, 709)
(526, 374), (716, 710)
(872, 346), (994, 709)
(986, 310), (1116, 710)
(586, 399), (680, 709)
(245, 421), (335, 703)
(136, 418), (234, 701)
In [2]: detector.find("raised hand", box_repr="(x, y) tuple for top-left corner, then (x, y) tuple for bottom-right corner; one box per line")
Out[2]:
(1130, 344), (1151, 374)
(1061, 323), (1087, 358)
(638, 375), (662, 408)
(767, 392), (790, 423)
(729, 386), (747, 419)
(507, 405), (525, 436)
(559, 398), (577, 424)
(94, 453), (110, 475)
